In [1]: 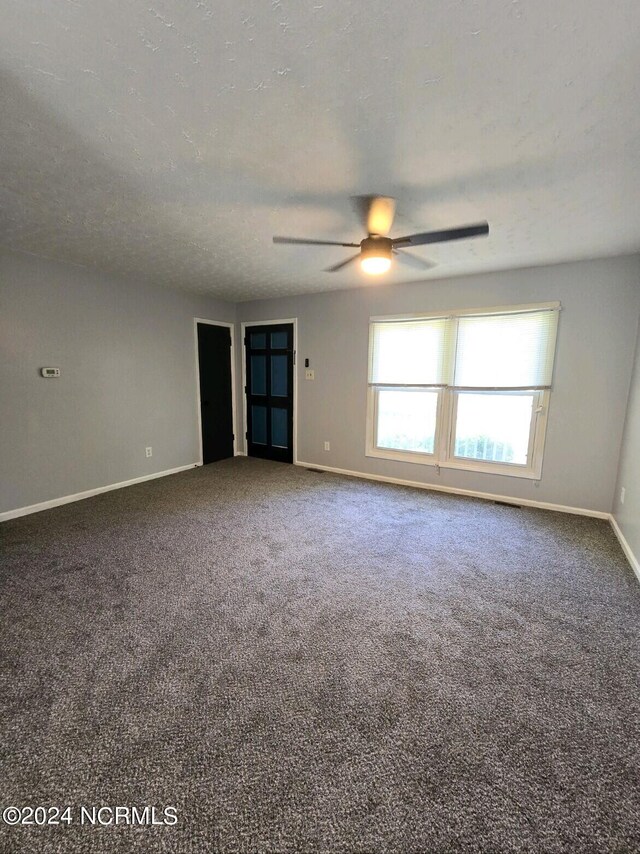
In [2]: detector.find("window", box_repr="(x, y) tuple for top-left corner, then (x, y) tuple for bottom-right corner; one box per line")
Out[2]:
(366, 303), (559, 478)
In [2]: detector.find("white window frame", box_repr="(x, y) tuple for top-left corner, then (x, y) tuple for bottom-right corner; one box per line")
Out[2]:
(365, 302), (558, 480)
(366, 386), (445, 466)
(443, 388), (549, 479)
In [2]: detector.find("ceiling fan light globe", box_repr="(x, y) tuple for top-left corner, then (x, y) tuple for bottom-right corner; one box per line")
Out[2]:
(361, 256), (392, 275)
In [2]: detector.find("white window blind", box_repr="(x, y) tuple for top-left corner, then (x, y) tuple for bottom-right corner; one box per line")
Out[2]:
(369, 305), (559, 390)
(369, 318), (450, 387)
(453, 308), (559, 389)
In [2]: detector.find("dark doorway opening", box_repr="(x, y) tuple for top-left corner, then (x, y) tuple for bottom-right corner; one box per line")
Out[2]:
(197, 322), (234, 464)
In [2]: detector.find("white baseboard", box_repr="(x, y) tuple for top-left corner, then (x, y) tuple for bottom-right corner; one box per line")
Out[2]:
(609, 515), (640, 583)
(295, 460), (610, 519)
(0, 464), (199, 522)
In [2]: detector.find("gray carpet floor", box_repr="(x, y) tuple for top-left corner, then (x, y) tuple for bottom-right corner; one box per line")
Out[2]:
(1, 457), (639, 854)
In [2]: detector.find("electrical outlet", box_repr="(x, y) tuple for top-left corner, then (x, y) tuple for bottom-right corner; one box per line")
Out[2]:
(324, 441), (330, 451)
(305, 369), (315, 380)
(145, 447), (153, 458)
(620, 487), (625, 504)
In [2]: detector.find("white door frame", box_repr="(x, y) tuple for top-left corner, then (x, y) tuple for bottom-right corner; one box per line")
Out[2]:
(240, 318), (298, 464)
(194, 318), (238, 464)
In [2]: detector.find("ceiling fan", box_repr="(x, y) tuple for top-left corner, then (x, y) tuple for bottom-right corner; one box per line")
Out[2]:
(273, 196), (489, 275)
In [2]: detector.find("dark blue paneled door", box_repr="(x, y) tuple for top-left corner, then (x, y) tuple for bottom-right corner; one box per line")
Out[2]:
(245, 324), (294, 463)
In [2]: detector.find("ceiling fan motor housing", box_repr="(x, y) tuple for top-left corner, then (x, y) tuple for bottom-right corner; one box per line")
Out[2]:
(360, 235), (393, 261)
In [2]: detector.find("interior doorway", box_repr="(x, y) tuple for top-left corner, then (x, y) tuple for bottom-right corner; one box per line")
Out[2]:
(243, 321), (295, 463)
(195, 320), (236, 464)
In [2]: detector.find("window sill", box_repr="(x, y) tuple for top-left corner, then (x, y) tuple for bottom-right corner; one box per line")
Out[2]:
(366, 445), (437, 466)
(366, 447), (541, 480)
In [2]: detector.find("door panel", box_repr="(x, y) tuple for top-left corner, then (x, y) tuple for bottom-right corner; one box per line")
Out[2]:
(250, 355), (267, 394)
(245, 323), (294, 463)
(271, 407), (288, 448)
(251, 404), (268, 445)
(270, 330), (288, 349)
(270, 355), (288, 397)
(197, 323), (234, 464)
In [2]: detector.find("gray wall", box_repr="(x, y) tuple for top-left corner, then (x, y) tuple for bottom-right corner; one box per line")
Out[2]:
(613, 317), (640, 560)
(0, 249), (235, 513)
(3, 249), (639, 518)
(237, 255), (640, 513)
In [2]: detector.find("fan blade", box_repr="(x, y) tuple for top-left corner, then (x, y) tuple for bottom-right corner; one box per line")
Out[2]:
(393, 249), (436, 270)
(352, 195), (396, 236)
(324, 253), (361, 273)
(392, 222), (489, 247)
(273, 236), (360, 247)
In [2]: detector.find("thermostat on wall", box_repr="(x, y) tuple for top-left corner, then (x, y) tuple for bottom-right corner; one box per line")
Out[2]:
(41, 367), (60, 377)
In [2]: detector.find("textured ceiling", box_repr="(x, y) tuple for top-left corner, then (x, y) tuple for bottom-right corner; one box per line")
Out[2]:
(1, 0), (639, 301)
